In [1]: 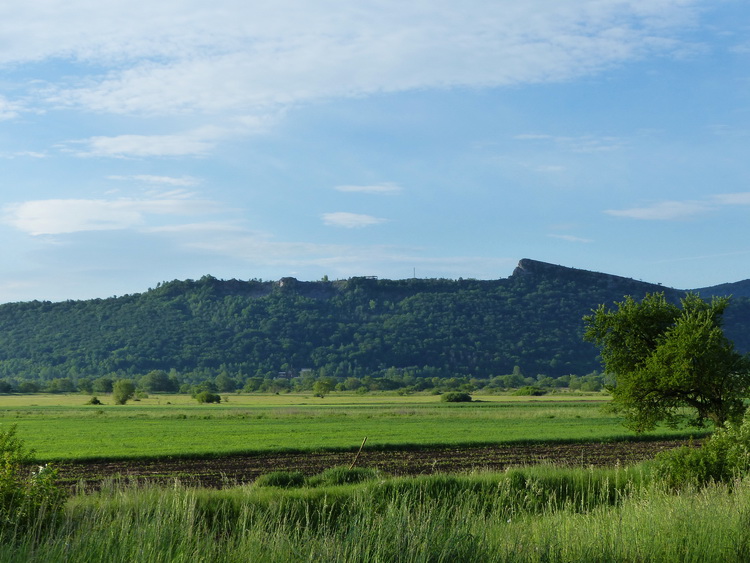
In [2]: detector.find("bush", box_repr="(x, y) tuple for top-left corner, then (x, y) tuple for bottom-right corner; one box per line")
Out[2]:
(513, 386), (546, 396)
(112, 379), (135, 405)
(86, 396), (102, 405)
(195, 391), (221, 404)
(0, 425), (66, 532)
(307, 466), (380, 487)
(654, 413), (750, 488)
(254, 471), (306, 488)
(441, 392), (472, 403)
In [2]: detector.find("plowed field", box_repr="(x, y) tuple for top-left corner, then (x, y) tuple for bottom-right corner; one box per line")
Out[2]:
(56, 439), (693, 490)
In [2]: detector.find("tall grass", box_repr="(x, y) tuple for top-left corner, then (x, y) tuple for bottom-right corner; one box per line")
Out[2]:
(2, 463), (749, 562)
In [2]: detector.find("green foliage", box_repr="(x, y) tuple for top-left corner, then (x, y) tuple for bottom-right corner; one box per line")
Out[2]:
(312, 377), (335, 398)
(512, 386), (546, 396)
(253, 467), (380, 488)
(253, 471), (305, 488)
(112, 379), (135, 405)
(5, 467), (750, 561)
(306, 466), (380, 487)
(655, 413), (750, 488)
(194, 391), (221, 404)
(585, 292), (750, 431)
(0, 425), (66, 533)
(86, 396), (102, 405)
(440, 391), (473, 402)
(3, 262), (732, 389)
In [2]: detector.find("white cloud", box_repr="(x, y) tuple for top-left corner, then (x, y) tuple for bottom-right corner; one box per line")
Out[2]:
(66, 127), (226, 157)
(145, 221), (245, 234)
(108, 175), (200, 186)
(515, 133), (625, 153)
(3, 194), (218, 235)
(605, 200), (710, 220)
(322, 212), (388, 228)
(605, 192), (750, 221)
(334, 183), (402, 194)
(712, 192), (750, 205)
(0, 96), (22, 120)
(0, 151), (47, 159)
(0, 1), (700, 120)
(549, 234), (593, 243)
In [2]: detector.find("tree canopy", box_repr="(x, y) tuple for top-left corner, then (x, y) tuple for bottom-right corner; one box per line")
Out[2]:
(584, 293), (750, 431)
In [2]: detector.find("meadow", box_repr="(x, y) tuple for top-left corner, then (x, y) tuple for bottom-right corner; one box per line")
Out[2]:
(0, 392), (702, 461)
(1, 392), (735, 562)
(3, 464), (749, 562)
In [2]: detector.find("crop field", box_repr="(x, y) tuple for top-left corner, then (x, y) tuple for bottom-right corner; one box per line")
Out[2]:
(0, 392), (706, 491)
(0, 392), (700, 462)
(0, 392), (739, 562)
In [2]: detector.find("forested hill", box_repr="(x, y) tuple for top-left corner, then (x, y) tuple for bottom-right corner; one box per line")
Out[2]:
(1, 258), (749, 384)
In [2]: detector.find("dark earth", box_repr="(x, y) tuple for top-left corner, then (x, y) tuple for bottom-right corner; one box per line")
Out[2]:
(55, 439), (693, 491)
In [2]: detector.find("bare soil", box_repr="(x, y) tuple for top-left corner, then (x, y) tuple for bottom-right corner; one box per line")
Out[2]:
(54, 439), (694, 490)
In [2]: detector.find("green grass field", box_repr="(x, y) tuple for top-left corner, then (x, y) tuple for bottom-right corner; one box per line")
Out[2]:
(0, 392), (703, 461)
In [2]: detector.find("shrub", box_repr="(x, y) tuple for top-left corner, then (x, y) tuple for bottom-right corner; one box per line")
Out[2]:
(0, 425), (66, 532)
(86, 396), (102, 405)
(254, 471), (306, 488)
(441, 392), (472, 403)
(195, 391), (221, 404)
(112, 379), (135, 405)
(513, 386), (546, 396)
(654, 413), (750, 487)
(307, 466), (380, 487)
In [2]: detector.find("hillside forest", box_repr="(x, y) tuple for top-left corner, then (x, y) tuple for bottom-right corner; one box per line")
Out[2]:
(1, 259), (749, 396)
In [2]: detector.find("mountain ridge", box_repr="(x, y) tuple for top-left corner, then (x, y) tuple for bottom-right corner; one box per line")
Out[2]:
(0, 258), (748, 387)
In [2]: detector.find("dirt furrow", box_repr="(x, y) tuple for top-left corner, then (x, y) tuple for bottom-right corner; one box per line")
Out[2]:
(54, 439), (693, 490)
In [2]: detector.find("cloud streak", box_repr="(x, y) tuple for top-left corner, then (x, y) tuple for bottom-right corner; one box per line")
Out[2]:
(549, 234), (593, 243)
(322, 212), (389, 228)
(3, 193), (218, 236)
(66, 127), (227, 157)
(334, 183), (402, 194)
(605, 192), (750, 220)
(2, 1), (701, 122)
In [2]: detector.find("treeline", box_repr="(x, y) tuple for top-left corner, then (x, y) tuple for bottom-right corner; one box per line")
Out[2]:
(0, 259), (747, 385)
(0, 366), (607, 396)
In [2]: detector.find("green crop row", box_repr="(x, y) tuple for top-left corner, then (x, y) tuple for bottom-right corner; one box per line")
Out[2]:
(0, 395), (700, 461)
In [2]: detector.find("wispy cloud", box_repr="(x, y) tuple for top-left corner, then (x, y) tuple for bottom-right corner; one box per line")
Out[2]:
(3, 193), (219, 236)
(515, 133), (625, 153)
(322, 212), (389, 228)
(0, 151), (47, 159)
(0, 96), (22, 121)
(0, 1), (698, 123)
(65, 127), (227, 158)
(712, 192), (750, 205)
(334, 183), (402, 194)
(549, 234), (593, 243)
(108, 175), (200, 186)
(605, 192), (750, 220)
(605, 200), (710, 220)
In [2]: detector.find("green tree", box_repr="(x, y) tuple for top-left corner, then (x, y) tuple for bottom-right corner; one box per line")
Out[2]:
(584, 292), (750, 431)
(139, 370), (177, 392)
(112, 379), (136, 405)
(313, 377), (335, 398)
(92, 376), (114, 394)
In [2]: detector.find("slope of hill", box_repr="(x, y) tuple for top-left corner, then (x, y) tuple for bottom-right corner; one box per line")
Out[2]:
(0, 259), (747, 385)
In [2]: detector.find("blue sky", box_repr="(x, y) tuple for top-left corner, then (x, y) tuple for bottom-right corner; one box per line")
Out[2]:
(1, 0), (750, 302)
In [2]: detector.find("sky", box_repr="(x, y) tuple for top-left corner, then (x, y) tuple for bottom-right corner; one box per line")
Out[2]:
(1, 0), (750, 303)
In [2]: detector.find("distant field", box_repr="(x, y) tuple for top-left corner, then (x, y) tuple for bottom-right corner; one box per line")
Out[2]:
(0, 392), (703, 462)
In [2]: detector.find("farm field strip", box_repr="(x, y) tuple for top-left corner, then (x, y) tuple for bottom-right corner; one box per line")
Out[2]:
(0, 394), (703, 462)
(55, 439), (691, 489)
